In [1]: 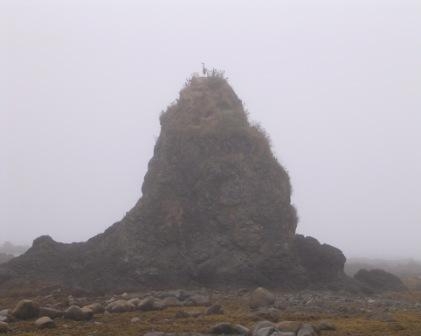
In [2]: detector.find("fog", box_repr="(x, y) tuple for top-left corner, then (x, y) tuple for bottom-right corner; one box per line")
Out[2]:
(2, 0), (420, 259)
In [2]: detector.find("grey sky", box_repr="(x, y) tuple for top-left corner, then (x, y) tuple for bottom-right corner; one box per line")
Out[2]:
(1, 0), (420, 259)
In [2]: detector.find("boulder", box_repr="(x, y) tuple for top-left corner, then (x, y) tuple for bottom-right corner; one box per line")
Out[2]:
(106, 300), (134, 313)
(12, 300), (39, 320)
(35, 316), (55, 329)
(250, 288), (275, 308)
(83, 303), (104, 314)
(64, 305), (93, 321)
(276, 321), (302, 333)
(137, 297), (157, 311)
(354, 269), (407, 293)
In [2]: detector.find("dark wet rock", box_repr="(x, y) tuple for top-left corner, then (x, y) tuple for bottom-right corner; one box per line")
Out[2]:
(354, 269), (407, 293)
(12, 300), (39, 320)
(250, 287), (275, 308)
(35, 316), (55, 329)
(210, 322), (249, 335)
(293, 235), (347, 287)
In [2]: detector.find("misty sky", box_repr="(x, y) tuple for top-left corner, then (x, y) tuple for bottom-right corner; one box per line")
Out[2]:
(1, 0), (420, 259)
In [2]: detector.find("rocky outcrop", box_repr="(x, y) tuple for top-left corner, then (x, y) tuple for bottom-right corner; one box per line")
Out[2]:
(0, 73), (349, 292)
(354, 269), (407, 293)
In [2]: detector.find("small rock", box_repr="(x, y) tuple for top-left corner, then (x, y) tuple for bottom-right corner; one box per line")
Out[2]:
(81, 307), (94, 320)
(297, 324), (317, 336)
(276, 321), (302, 333)
(161, 296), (183, 307)
(35, 316), (56, 329)
(83, 303), (104, 314)
(39, 307), (63, 319)
(190, 294), (211, 306)
(131, 317), (141, 323)
(0, 322), (8, 333)
(64, 305), (93, 321)
(128, 298), (141, 307)
(138, 297), (156, 311)
(12, 300), (40, 320)
(106, 300), (134, 313)
(250, 287), (275, 308)
(206, 304), (224, 315)
(210, 322), (249, 335)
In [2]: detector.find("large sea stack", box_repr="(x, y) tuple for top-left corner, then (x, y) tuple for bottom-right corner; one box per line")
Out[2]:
(0, 74), (348, 293)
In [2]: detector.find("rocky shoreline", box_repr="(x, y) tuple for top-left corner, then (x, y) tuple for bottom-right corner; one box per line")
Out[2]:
(1, 287), (421, 335)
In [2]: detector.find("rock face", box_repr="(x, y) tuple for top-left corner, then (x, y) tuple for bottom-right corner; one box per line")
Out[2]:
(0, 74), (348, 292)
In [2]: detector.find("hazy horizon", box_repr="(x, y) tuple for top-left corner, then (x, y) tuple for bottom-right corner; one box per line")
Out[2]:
(2, 0), (421, 260)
